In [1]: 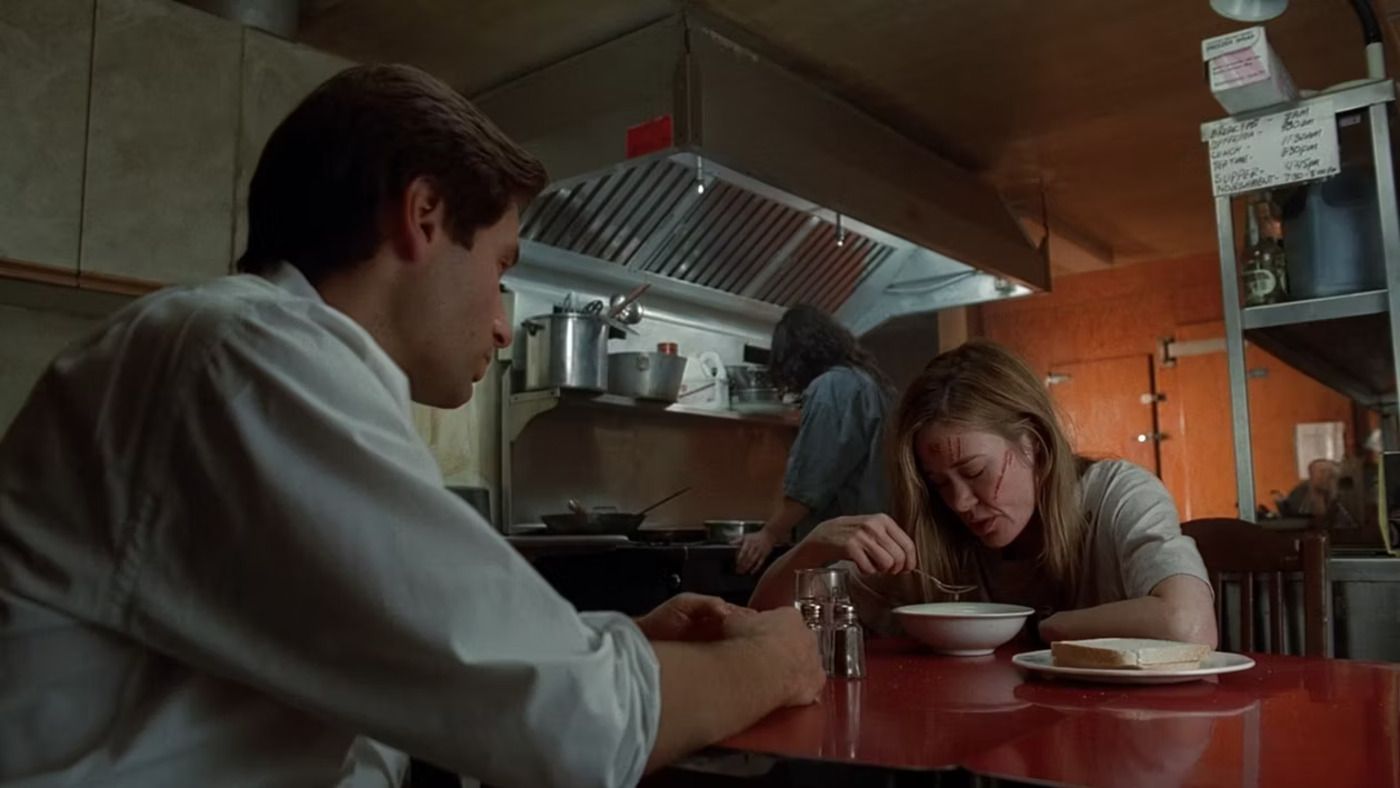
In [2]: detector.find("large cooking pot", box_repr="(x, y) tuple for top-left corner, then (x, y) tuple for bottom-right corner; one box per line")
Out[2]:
(521, 313), (609, 392)
(608, 351), (688, 402)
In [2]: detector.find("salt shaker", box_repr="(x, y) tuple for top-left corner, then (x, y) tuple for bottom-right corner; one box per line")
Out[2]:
(830, 601), (865, 679)
(797, 600), (835, 674)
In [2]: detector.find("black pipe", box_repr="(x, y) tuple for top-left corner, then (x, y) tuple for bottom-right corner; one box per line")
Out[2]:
(1349, 0), (1383, 45)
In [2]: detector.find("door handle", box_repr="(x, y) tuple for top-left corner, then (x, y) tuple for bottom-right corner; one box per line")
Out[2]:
(1136, 432), (1168, 443)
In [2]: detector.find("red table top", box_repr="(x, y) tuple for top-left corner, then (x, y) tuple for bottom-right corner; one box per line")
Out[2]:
(717, 638), (1400, 786)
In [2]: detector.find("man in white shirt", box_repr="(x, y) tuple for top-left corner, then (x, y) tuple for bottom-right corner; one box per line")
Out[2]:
(0, 64), (823, 787)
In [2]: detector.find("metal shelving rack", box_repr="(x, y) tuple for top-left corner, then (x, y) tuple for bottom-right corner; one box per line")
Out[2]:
(1209, 78), (1400, 519)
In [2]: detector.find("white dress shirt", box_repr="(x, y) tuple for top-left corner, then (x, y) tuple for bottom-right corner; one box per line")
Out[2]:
(0, 265), (660, 787)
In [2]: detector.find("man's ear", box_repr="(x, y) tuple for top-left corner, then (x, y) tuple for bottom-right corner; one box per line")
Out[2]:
(391, 176), (446, 263)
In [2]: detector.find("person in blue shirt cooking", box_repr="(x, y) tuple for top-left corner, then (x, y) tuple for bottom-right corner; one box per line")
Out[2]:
(735, 305), (894, 574)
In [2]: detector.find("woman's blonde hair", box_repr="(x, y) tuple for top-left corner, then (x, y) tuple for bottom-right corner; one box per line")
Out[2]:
(889, 340), (1087, 604)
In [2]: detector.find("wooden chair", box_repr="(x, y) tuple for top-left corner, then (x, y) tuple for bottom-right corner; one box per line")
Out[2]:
(1182, 518), (1330, 656)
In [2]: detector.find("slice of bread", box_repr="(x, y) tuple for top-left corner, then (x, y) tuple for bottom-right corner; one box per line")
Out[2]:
(1051, 638), (1213, 671)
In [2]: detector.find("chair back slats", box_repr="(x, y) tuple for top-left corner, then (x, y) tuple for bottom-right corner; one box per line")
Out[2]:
(1300, 530), (1330, 658)
(1182, 518), (1330, 657)
(1268, 573), (1286, 653)
(1240, 571), (1255, 651)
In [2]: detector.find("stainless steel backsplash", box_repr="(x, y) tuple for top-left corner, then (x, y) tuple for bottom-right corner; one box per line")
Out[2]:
(511, 406), (795, 527)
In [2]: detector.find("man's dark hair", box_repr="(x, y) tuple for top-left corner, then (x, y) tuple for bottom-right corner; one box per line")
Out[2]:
(237, 63), (548, 281)
(768, 304), (890, 394)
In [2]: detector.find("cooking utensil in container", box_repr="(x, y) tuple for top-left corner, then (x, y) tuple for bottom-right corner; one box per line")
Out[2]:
(725, 364), (774, 390)
(607, 283), (650, 320)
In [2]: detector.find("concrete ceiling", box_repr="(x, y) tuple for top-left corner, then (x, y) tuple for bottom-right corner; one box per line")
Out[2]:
(299, 0), (1376, 276)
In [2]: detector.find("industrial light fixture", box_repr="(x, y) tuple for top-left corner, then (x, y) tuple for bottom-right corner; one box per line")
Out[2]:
(1209, 0), (1386, 79)
(835, 214), (847, 248)
(1209, 0), (1288, 22)
(694, 156), (706, 195)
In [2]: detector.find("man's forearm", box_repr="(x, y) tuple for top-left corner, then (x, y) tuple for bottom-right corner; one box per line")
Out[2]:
(643, 638), (793, 773)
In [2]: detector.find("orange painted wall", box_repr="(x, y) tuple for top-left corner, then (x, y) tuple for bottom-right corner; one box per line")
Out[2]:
(977, 254), (1355, 519)
(978, 254), (1224, 373)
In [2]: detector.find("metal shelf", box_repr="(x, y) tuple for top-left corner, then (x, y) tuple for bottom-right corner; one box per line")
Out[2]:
(1246, 313), (1396, 406)
(1197, 79), (1395, 131)
(507, 388), (799, 441)
(1242, 289), (1389, 329)
(1206, 77), (1400, 522)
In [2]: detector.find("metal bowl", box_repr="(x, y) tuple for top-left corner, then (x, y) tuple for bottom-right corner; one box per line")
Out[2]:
(703, 519), (765, 544)
(729, 387), (789, 414)
(608, 351), (688, 402)
(725, 364), (774, 390)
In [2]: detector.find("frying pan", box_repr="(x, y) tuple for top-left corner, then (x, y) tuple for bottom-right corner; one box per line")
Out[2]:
(540, 486), (690, 535)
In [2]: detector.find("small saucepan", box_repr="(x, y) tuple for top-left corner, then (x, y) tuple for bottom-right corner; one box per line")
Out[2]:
(703, 519), (765, 545)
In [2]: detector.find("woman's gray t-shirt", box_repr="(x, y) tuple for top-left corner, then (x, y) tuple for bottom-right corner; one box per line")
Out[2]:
(850, 460), (1210, 628)
(973, 460), (1211, 613)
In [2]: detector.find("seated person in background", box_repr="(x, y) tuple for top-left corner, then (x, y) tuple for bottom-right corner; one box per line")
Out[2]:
(1281, 458), (1343, 519)
(750, 340), (1218, 647)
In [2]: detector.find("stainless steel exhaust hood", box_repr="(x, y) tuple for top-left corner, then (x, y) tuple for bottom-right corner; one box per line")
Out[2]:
(476, 14), (1047, 335)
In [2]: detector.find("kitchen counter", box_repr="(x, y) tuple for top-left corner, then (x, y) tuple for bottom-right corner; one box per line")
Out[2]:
(1330, 554), (1400, 662)
(507, 534), (776, 613)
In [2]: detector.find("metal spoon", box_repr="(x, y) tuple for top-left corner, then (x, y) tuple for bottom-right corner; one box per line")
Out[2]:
(607, 283), (650, 320)
(909, 568), (978, 597)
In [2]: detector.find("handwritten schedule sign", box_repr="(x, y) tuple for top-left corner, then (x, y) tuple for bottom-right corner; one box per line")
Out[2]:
(1204, 100), (1340, 197)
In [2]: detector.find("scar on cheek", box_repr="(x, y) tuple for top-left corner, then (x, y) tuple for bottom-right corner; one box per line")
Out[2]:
(992, 449), (1012, 500)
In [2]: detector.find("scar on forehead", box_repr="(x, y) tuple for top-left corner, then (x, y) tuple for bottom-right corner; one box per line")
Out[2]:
(992, 449), (1012, 501)
(954, 436), (962, 461)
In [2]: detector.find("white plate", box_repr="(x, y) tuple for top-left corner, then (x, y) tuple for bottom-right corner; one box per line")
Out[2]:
(1011, 649), (1256, 684)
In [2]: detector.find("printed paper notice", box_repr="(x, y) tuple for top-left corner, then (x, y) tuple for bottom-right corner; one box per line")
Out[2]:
(1204, 100), (1340, 197)
(1203, 28), (1268, 92)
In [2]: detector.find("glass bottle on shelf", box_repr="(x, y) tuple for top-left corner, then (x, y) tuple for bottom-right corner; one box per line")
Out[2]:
(1242, 191), (1289, 306)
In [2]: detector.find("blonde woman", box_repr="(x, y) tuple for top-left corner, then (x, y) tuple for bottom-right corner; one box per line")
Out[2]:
(750, 340), (1217, 646)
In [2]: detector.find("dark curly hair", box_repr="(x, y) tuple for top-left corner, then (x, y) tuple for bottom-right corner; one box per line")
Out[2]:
(769, 304), (890, 394)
